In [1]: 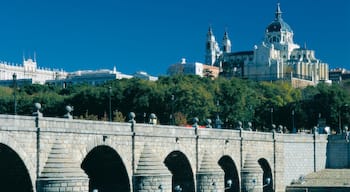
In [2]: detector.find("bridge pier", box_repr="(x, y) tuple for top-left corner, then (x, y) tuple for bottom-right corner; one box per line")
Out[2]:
(133, 145), (172, 192)
(241, 153), (263, 192)
(37, 178), (89, 192)
(37, 139), (89, 192)
(196, 151), (225, 192)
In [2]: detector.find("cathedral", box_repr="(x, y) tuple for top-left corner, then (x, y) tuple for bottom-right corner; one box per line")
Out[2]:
(206, 3), (329, 87)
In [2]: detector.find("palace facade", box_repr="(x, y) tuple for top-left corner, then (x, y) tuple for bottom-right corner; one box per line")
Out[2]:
(0, 57), (67, 85)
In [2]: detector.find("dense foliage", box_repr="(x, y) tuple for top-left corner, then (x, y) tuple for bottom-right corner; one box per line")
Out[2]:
(1, 75), (350, 133)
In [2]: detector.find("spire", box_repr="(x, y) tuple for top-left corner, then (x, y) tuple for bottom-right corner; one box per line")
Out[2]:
(223, 30), (229, 40)
(275, 3), (282, 20)
(207, 25), (215, 41)
(33, 51), (36, 62)
(208, 25), (213, 36)
(222, 29), (231, 53)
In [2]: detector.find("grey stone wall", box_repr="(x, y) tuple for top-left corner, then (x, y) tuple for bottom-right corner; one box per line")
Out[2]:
(0, 115), (37, 190)
(0, 114), (332, 192)
(283, 134), (328, 188)
(37, 178), (89, 192)
(326, 135), (350, 168)
(283, 134), (314, 186)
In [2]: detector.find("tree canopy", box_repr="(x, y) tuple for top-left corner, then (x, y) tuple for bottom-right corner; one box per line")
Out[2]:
(1, 76), (349, 133)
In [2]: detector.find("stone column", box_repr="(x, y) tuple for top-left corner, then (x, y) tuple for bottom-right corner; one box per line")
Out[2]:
(241, 153), (263, 192)
(196, 151), (224, 192)
(133, 144), (172, 192)
(36, 139), (88, 192)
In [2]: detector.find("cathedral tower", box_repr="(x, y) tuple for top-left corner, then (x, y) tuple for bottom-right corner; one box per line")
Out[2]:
(222, 31), (231, 53)
(205, 26), (220, 65)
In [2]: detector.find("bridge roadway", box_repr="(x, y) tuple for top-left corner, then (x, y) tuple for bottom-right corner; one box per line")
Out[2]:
(0, 113), (328, 192)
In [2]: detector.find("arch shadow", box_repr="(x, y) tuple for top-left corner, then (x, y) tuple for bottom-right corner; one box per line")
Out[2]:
(258, 158), (273, 192)
(81, 145), (130, 192)
(218, 155), (240, 192)
(164, 150), (195, 192)
(0, 143), (33, 191)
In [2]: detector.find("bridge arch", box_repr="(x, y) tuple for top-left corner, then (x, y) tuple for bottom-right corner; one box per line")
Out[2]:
(258, 158), (273, 192)
(164, 150), (195, 192)
(81, 145), (130, 192)
(0, 143), (34, 191)
(218, 155), (240, 192)
(0, 133), (35, 191)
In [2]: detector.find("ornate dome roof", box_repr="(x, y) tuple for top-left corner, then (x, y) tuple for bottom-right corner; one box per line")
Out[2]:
(266, 3), (293, 33)
(267, 19), (292, 33)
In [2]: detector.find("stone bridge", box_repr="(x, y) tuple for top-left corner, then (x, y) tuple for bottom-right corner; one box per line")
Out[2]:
(0, 111), (331, 192)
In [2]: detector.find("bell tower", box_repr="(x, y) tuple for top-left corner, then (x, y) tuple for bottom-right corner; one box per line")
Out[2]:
(205, 26), (220, 65)
(222, 30), (231, 53)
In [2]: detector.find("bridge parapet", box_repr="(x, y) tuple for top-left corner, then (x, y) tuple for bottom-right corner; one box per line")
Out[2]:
(0, 114), (36, 131)
(0, 114), (332, 192)
(39, 117), (132, 135)
(134, 124), (196, 138)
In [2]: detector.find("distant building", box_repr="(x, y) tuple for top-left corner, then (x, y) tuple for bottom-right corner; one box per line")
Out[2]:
(329, 68), (350, 83)
(205, 3), (330, 87)
(167, 58), (220, 78)
(46, 66), (133, 86)
(46, 67), (158, 87)
(0, 55), (158, 87)
(133, 71), (158, 81)
(0, 57), (67, 85)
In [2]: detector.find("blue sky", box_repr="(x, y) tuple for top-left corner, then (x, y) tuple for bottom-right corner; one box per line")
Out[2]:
(0, 0), (348, 76)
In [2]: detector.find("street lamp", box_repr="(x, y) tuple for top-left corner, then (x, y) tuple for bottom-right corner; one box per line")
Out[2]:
(108, 86), (112, 122)
(171, 94), (175, 125)
(270, 107), (274, 128)
(12, 73), (17, 115)
(215, 100), (222, 128)
(212, 179), (233, 191)
(174, 185), (182, 192)
(245, 178), (271, 192)
(339, 104), (349, 134)
(292, 110), (296, 133)
(216, 100), (220, 117)
(263, 178), (271, 188)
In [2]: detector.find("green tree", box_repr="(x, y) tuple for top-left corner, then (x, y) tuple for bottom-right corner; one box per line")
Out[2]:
(0, 87), (14, 114)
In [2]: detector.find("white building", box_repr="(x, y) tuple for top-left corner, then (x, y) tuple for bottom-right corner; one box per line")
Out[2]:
(47, 67), (158, 87)
(167, 58), (220, 78)
(46, 66), (133, 86)
(0, 56), (158, 87)
(205, 3), (329, 87)
(0, 57), (67, 85)
(133, 71), (158, 81)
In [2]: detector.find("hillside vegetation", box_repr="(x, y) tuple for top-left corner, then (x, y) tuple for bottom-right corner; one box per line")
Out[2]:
(1, 75), (349, 132)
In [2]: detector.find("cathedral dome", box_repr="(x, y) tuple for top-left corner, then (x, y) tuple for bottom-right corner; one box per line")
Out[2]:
(266, 3), (292, 33)
(267, 19), (292, 33)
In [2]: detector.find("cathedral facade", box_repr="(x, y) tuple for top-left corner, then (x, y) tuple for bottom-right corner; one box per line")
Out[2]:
(206, 3), (329, 87)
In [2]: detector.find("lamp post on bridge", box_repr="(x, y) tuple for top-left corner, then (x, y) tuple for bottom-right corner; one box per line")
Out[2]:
(339, 104), (349, 134)
(270, 107), (274, 128)
(171, 94), (175, 125)
(108, 86), (112, 122)
(292, 110), (296, 133)
(12, 73), (17, 115)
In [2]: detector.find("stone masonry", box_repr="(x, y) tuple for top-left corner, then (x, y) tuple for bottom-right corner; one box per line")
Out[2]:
(0, 114), (334, 192)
